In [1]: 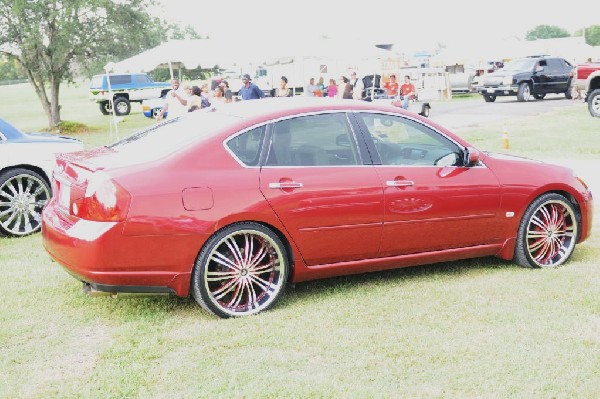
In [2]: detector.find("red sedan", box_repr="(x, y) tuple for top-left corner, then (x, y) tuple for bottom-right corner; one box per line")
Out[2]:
(42, 98), (593, 318)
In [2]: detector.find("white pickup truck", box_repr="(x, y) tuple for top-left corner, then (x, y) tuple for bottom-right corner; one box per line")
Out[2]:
(89, 73), (171, 116)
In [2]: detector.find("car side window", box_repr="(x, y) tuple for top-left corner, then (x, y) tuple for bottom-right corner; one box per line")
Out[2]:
(265, 113), (359, 167)
(110, 75), (131, 85)
(357, 113), (462, 167)
(226, 126), (266, 167)
(136, 75), (151, 84)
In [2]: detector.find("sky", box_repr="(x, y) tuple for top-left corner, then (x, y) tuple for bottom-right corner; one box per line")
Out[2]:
(155, 0), (597, 52)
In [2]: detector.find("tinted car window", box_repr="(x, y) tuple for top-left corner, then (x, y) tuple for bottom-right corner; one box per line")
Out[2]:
(135, 74), (151, 84)
(546, 58), (564, 72)
(357, 113), (462, 167)
(265, 113), (359, 167)
(109, 75), (132, 85)
(226, 126), (266, 167)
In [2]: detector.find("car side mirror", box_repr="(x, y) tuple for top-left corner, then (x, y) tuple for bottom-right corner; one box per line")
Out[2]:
(463, 147), (480, 166)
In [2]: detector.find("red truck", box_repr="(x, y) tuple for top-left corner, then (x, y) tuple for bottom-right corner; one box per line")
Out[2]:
(573, 62), (600, 117)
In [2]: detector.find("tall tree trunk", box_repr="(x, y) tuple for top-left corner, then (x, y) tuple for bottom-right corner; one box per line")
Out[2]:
(49, 77), (61, 128)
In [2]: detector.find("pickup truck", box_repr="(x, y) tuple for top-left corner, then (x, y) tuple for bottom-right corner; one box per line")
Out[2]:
(573, 62), (600, 117)
(89, 73), (171, 116)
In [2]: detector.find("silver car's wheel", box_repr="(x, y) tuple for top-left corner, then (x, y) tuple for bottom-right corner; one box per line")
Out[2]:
(0, 169), (50, 237)
(192, 222), (289, 318)
(514, 193), (578, 268)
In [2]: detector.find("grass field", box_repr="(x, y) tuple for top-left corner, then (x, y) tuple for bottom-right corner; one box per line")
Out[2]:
(0, 82), (599, 398)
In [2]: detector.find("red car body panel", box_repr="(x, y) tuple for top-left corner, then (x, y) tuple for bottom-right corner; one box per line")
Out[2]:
(41, 99), (593, 298)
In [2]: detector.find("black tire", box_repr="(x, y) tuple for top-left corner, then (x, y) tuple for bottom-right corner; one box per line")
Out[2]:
(0, 168), (51, 237)
(99, 101), (111, 115)
(483, 94), (496, 102)
(564, 89), (573, 100)
(533, 94), (546, 100)
(517, 82), (531, 102)
(514, 193), (578, 268)
(191, 222), (289, 318)
(113, 97), (131, 116)
(588, 89), (600, 118)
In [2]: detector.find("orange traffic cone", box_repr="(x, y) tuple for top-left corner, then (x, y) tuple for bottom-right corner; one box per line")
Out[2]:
(502, 127), (510, 150)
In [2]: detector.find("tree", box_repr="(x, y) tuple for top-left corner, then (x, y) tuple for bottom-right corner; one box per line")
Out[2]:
(0, 0), (166, 129)
(525, 25), (570, 41)
(584, 25), (600, 46)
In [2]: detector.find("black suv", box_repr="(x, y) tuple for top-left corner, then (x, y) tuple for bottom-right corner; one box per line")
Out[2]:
(476, 55), (574, 102)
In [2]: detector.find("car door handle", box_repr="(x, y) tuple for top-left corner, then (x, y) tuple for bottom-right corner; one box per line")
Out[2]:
(269, 182), (303, 189)
(386, 180), (414, 187)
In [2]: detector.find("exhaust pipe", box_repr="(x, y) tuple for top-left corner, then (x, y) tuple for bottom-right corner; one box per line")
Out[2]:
(82, 283), (116, 297)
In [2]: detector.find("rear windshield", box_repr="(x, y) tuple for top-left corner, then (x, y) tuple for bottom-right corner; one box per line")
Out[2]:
(108, 111), (242, 161)
(502, 59), (536, 72)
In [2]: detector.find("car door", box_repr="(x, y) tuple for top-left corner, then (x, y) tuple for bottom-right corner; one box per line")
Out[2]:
(353, 112), (502, 257)
(259, 112), (383, 266)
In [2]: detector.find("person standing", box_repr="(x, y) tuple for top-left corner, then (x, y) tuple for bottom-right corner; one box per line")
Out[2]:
(156, 79), (188, 121)
(275, 76), (292, 97)
(305, 77), (318, 96)
(339, 76), (353, 99)
(240, 74), (265, 100)
(327, 78), (338, 98)
(350, 71), (364, 100)
(220, 80), (233, 103)
(400, 75), (416, 110)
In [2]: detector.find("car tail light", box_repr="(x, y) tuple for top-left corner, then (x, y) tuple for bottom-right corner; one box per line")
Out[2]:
(71, 171), (131, 222)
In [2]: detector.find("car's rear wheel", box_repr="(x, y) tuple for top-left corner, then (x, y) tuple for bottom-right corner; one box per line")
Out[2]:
(517, 83), (531, 102)
(113, 97), (131, 116)
(533, 93), (546, 100)
(192, 222), (289, 318)
(514, 193), (578, 268)
(99, 101), (111, 115)
(588, 89), (600, 118)
(0, 168), (50, 237)
(483, 94), (496, 102)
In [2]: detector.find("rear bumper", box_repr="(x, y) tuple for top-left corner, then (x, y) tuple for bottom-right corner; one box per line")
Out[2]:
(41, 202), (196, 297)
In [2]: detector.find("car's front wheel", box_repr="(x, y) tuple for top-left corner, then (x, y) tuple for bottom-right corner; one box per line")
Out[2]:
(483, 94), (496, 102)
(517, 82), (531, 102)
(514, 193), (578, 268)
(0, 168), (51, 237)
(588, 89), (600, 118)
(191, 222), (289, 318)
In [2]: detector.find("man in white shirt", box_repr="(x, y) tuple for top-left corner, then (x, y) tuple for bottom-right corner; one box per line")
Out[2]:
(350, 71), (364, 100)
(156, 79), (188, 121)
(305, 78), (318, 96)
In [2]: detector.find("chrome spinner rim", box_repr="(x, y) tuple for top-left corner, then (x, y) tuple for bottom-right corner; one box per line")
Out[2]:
(204, 229), (285, 316)
(0, 173), (50, 236)
(526, 199), (577, 267)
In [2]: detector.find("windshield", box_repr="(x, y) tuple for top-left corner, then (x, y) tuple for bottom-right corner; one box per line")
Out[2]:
(501, 58), (536, 72)
(108, 111), (242, 162)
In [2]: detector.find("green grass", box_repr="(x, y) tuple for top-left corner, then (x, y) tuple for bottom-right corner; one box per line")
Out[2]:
(0, 82), (599, 398)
